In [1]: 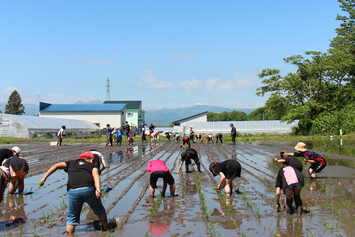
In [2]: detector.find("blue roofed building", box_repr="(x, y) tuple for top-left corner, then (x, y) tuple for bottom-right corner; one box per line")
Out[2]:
(39, 102), (127, 129)
(104, 100), (145, 129)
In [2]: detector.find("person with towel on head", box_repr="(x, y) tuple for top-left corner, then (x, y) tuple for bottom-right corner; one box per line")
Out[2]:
(2, 147), (29, 195)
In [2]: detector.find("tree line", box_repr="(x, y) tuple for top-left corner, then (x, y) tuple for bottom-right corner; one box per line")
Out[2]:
(255, 0), (355, 135)
(207, 108), (280, 122)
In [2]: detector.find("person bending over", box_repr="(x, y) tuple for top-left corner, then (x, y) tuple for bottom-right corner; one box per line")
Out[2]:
(209, 160), (241, 195)
(284, 142), (326, 179)
(39, 151), (112, 233)
(176, 148), (201, 173)
(147, 160), (175, 197)
(275, 163), (304, 215)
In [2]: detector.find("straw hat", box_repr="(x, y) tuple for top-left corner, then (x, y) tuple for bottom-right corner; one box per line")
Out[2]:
(294, 142), (307, 152)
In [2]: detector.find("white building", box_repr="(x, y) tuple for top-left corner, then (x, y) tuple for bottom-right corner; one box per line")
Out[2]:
(172, 111), (207, 133)
(39, 102), (126, 129)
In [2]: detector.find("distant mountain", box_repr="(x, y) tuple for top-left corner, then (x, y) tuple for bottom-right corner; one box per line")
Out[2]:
(74, 100), (103, 104)
(145, 105), (255, 126)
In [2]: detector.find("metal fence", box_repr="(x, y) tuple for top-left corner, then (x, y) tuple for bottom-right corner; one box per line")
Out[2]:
(184, 120), (299, 135)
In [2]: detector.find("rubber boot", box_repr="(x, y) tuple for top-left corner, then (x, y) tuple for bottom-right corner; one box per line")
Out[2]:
(285, 198), (294, 214)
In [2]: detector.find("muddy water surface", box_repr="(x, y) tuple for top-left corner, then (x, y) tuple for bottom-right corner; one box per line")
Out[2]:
(0, 140), (355, 236)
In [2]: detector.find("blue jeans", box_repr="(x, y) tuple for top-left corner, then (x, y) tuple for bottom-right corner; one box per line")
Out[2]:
(67, 186), (106, 225)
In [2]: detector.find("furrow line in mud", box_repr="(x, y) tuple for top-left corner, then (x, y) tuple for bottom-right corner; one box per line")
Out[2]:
(116, 145), (180, 228)
(218, 145), (275, 180)
(119, 181), (150, 227)
(100, 143), (172, 186)
(102, 143), (170, 175)
(104, 143), (178, 214)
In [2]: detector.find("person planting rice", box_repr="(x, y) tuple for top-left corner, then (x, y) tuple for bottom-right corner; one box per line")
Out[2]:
(146, 160), (175, 197)
(275, 161), (304, 215)
(284, 142), (326, 179)
(274, 151), (303, 172)
(174, 132), (180, 143)
(165, 131), (171, 141)
(180, 136), (191, 148)
(206, 135), (214, 144)
(39, 151), (116, 233)
(194, 133), (203, 143)
(215, 133), (223, 143)
(128, 135), (134, 145)
(175, 148), (201, 173)
(2, 147), (29, 195)
(209, 160), (241, 195)
(0, 148), (13, 165)
(151, 132), (158, 144)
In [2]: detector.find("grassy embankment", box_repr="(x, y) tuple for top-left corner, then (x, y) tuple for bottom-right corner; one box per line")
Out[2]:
(1, 133), (354, 145)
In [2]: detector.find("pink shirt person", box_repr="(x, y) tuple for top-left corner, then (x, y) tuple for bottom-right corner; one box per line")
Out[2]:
(147, 160), (169, 174)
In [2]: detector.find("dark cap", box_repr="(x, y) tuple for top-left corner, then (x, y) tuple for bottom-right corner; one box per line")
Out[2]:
(209, 162), (218, 176)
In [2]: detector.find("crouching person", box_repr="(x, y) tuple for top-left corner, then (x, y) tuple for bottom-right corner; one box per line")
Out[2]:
(275, 164), (304, 215)
(39, 151), (110, 233)
(147, 160), (175, 197)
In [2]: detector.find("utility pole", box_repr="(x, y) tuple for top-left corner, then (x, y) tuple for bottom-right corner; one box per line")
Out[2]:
(106, 77), (111, 101)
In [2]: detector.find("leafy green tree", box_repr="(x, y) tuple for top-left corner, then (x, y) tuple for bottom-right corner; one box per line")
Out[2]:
(227, 110), (248, 121)
(256, 0), (355, 135)
(5, 90), (25, 115)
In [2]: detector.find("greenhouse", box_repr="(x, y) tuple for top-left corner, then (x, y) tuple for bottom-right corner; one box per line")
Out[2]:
(183, 120), (299, 135)
(0, 114), (100, 138)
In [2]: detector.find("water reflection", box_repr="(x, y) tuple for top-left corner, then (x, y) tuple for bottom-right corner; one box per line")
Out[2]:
(275, 214), (303, 237)
(0, 195), (26, 230)
(146, 198), (175, 236)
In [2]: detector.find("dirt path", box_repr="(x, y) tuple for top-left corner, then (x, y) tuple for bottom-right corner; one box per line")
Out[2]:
(1, 141), (355, 236)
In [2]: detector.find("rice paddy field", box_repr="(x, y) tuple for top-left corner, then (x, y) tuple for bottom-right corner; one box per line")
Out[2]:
(1, 137), (355, 236)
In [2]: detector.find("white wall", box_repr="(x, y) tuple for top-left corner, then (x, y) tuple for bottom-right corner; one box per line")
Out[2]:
(40, 111), (126, 129)
(173, 114), (207, 134)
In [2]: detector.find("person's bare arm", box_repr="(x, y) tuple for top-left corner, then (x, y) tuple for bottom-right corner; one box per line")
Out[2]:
(273, 157), (286, 163)
(40, 162), (67, 186)
(217, 172), (226, 190)
(92, 168), (101, 198)
(175, 161), (183, 173)
(100, 157), (107, 173)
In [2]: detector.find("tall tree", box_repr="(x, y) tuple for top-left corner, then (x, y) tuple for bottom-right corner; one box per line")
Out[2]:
(5, 90), (25, 115)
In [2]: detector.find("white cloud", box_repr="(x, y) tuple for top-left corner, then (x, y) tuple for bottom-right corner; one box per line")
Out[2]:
(172, 54), (196, 61)
(195, 102), (205, 105)
(76, 59), (115, 64)
(139, 70), (173, 89)
(179, 79), (202, 90)
(234, 71), (258, 87)
(204, 70), (259, 93)
(205, 78), (234, 93)
(0, 86), (17, 102)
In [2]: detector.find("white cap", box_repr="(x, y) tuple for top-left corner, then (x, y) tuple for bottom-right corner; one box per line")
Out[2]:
(11, 146), (20, 154)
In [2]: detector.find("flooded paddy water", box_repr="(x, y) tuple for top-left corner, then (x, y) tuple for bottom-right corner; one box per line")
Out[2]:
(1, 138), (355, 236)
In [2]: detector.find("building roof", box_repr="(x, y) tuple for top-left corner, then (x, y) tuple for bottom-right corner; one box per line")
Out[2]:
(1, 114), (99, 130)
(104, 100), (142, 110)
(173, 111), (208, 124)
(39, 102), (126, 112)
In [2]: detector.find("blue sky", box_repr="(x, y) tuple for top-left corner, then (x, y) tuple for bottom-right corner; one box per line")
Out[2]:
(0, 1), (342, 110)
